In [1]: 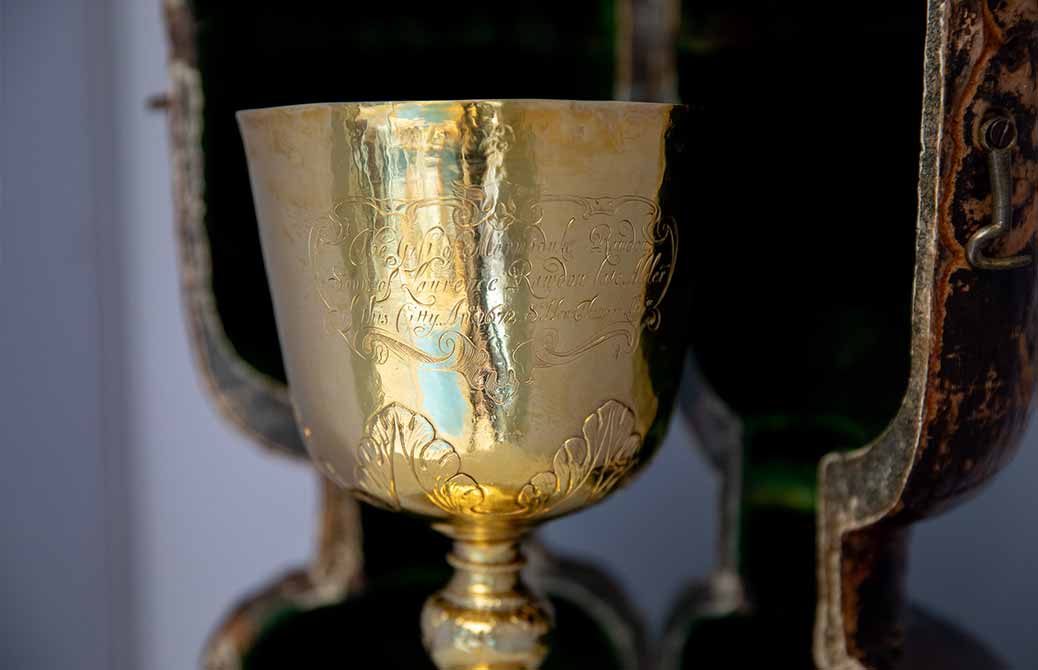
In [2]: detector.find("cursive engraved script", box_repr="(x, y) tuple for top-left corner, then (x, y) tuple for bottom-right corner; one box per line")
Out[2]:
(307, 182), (677, 404)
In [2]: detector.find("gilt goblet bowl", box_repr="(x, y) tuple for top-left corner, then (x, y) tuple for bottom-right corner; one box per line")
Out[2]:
(238, 99), (690, 670)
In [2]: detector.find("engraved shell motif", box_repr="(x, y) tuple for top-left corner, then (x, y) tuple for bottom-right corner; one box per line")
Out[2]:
(352, 400), (642, 519)
(355, 403), (484, 515)
(517, 400), (642, 515)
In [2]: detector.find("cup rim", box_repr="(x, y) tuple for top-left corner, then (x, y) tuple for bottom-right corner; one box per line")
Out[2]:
(236, 98), (683, 122)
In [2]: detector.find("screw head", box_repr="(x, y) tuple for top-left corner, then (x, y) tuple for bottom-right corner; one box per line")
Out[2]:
(983, 116), (1017, 151)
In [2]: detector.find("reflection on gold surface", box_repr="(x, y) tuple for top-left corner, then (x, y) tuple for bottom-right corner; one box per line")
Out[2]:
(348, 398), (643, 519)
(240, 99), (689, 669)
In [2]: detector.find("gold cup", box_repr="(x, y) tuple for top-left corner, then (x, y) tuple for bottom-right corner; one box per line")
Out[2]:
(238, 99), (689, 669)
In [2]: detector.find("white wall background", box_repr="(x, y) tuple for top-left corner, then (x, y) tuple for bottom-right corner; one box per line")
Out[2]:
(1, 2), (114, 668)
(1, 1), (1036, 669)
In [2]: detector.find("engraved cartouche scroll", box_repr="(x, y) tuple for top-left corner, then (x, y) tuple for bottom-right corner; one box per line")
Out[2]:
(346, 399), (643, 518)
(305, 182), (678, 406)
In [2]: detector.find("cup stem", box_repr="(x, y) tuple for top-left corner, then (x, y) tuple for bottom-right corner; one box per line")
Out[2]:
(421, 526), (552, 670)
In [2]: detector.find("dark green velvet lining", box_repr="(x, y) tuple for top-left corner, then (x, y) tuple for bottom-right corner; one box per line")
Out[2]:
(357, 505), (451, 580)
(675, 611), (816, 669)
(682, 0), (924, 444)
(678, 0), (927, 656)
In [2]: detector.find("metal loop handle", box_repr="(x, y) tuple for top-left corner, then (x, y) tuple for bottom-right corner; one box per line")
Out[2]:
(966, 116), (1031, 271)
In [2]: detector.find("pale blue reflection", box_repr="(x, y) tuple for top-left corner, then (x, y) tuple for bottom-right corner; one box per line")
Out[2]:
(393, 101), (457, 123)
(417, 367), (464, 436)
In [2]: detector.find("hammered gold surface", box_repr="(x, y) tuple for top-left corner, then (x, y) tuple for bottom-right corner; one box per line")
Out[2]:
(238, 99), (688, 668)
(239, 100), (685, 527)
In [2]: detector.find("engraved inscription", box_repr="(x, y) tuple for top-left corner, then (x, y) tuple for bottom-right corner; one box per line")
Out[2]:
(307, 182), (677, 404)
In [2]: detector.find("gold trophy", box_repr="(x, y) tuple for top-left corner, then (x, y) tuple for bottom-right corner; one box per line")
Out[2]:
(237, 99), (687, 669)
